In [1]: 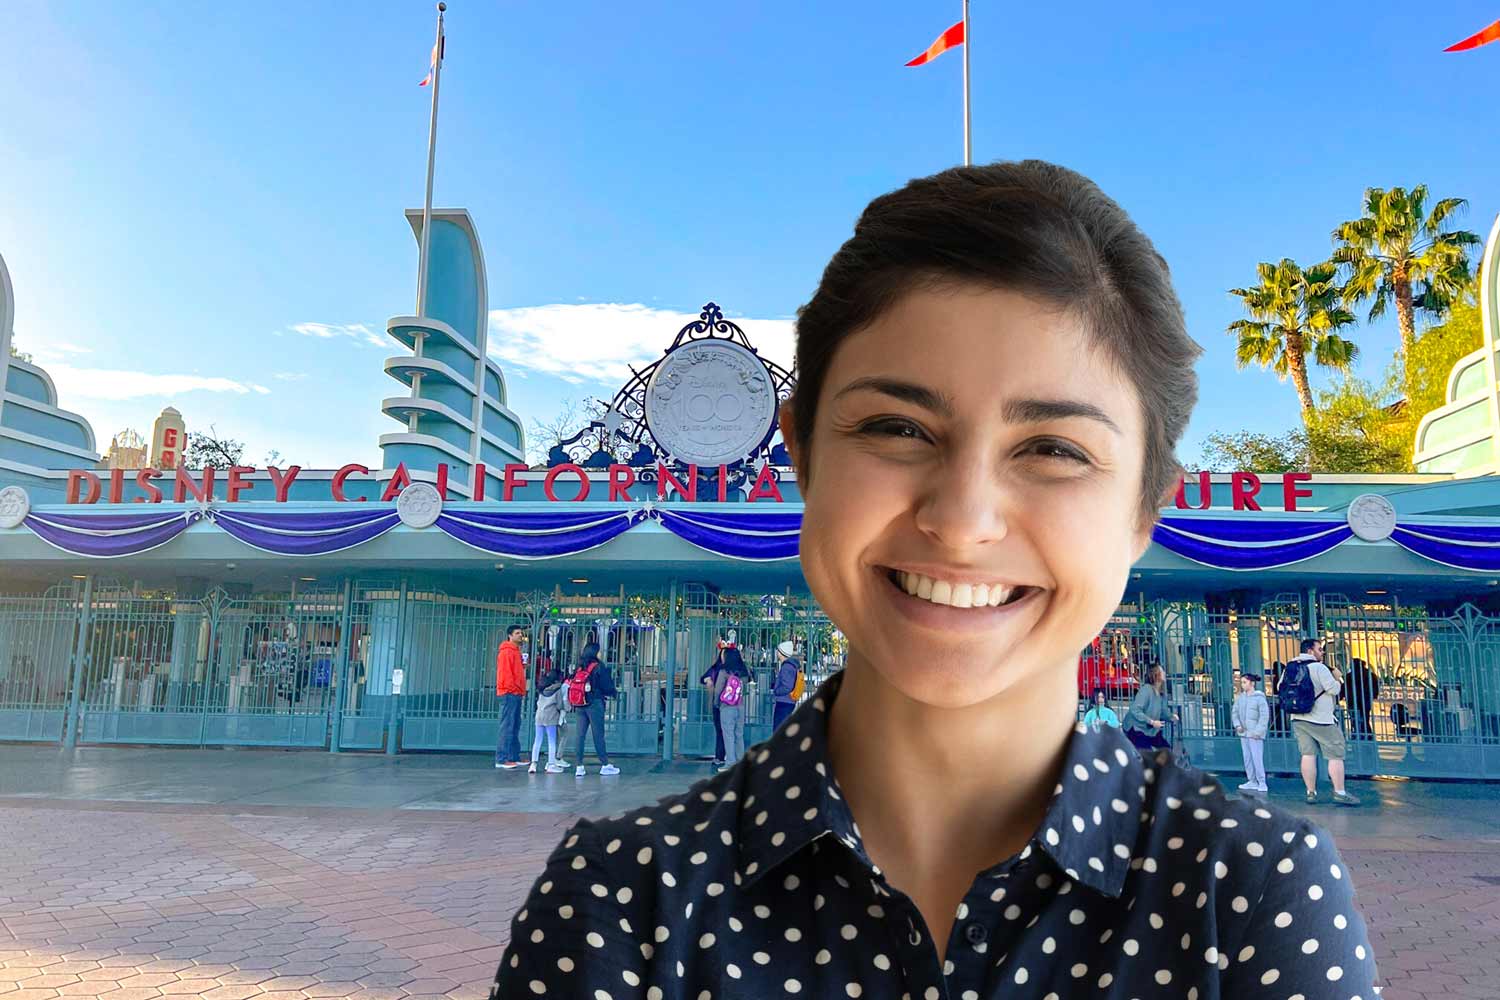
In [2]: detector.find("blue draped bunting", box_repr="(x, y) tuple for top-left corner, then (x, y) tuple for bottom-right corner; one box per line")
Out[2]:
(1152, 517), (1352, 571)
(657, 507), (800, 561)
(433, 508), (638, 559)
(1390, 524), (1500, 572)
(213, 508), (401, 556)
(17, 502), (1500, 573)
(23, 509), (194, 558)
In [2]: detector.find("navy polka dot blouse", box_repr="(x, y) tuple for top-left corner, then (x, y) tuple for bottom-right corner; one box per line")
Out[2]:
(492, 672), (1379, 998)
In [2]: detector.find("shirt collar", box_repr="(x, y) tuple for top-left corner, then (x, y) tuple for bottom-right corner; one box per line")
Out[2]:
(735, 671), (1146, 899)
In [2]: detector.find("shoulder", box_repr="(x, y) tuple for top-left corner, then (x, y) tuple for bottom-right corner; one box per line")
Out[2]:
(1141, 755), (1359, 923)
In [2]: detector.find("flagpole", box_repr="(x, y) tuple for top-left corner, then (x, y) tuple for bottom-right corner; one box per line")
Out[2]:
(416, 3), (446, 317)
(962, 0), (971, 165)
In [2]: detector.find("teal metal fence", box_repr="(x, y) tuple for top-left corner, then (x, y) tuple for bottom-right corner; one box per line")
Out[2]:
(2, 575), (1498, 777)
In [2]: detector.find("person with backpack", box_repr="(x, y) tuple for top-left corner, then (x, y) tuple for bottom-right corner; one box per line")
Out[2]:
(1232, 671), (1269, 793)
(699, 644), (729, 767)
(1280, 637), (1359, 806)
(568, 641), (619, 777)
(494, 624), (528, 770)
(528, 666), (570, 774)
(713, 647), (750, 771)
(771, 639), (803, 730)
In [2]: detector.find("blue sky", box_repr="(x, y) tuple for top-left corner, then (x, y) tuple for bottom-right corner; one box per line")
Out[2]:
(3, 1), (1498, 469)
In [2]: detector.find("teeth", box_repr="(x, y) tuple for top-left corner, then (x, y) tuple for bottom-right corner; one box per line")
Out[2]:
(895, 571), (1023, 610)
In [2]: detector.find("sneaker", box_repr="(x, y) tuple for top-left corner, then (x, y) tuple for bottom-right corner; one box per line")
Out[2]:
(498, 761), (522, 770)
(1333, 790), (1361, 807)
(1255, 783), (1269, 793)
(599, 764), (621, 776)
(552, 759), (570, 769)
(1305, 789), (1319, 804)
(575, 765), (586, 777)
(527, 762), (537, 774)
(545, 763), (566, 773)
(1238, 780), (1259, 792)
(717, 764), (731, 773)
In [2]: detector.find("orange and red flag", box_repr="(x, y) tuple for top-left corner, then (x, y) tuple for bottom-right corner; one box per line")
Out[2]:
(906, 20), (965, 67)
(1445, 19), (1500, 51)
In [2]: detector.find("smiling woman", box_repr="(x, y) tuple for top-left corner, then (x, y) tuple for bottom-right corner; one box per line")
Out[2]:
(490, 161), (1379, 999)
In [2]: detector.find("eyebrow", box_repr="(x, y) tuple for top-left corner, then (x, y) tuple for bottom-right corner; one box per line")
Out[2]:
(833, 377), (1122, 435)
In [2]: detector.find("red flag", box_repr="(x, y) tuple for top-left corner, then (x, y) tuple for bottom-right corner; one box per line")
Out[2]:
(906, 20), (964, 67)
(1445, 19), (1500, 51)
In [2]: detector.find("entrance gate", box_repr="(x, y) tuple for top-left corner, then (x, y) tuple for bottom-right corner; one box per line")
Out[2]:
(0, 585), (80, 742)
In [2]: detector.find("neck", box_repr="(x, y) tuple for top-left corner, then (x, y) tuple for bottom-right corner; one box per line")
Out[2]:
(825, 651), (1079, 885)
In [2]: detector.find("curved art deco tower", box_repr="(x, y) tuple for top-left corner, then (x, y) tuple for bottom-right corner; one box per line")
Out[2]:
(381, 209), (526, 498)
(0, 253), (100, 502)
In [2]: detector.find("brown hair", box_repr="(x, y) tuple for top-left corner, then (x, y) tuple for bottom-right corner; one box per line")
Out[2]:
(788, 159), (1201, 525)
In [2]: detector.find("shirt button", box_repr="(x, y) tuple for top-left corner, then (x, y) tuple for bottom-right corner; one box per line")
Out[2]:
(965, 923), (988, 946)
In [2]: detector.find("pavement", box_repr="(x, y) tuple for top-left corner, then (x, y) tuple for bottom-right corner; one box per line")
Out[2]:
(1, 746), (1498, 1000)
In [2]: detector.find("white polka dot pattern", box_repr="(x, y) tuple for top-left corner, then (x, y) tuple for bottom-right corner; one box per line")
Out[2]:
(491, 671), (1378, 998)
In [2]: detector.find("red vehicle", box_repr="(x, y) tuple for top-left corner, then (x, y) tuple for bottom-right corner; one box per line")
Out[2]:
(1078, 635), (1141, 698)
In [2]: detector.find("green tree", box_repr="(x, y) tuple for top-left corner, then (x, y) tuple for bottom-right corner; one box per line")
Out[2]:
(1331, 185), (1480, 389)
(7, 342), (31, 363)
(1304, 374), (1411, 473)
(1402, 293), (1482, 422)
(1228, 259), (1359, 419)
(1197, 430), (1309, 472)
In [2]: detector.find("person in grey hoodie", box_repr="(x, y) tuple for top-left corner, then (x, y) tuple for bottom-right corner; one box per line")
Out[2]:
(528, 667), (570, 774)
(1232, 671), (1269, 793)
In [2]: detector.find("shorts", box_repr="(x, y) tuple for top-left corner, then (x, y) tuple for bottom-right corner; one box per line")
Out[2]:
(1292, 718), (1346, 760)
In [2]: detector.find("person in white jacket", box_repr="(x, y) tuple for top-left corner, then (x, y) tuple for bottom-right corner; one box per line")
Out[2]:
(1232, 671), (1269, 793)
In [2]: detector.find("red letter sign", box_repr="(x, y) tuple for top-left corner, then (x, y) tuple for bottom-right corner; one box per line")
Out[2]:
(225, 466), (255, 502)
(608, 464), (636, 502)
(502, 464), (530, 501)
(1230, 471), (1262, 511)
(173, 466), (216, 503)
(544, 464), (590, 502)
(332, 464), (369, 502)
(66, 470), (101, 504)
(746, 464), (784, 503)
(1174, 471), (1212, 510)
(380, 463), (412, 502)
(657, 463), (698, 501)
(134, 468), (163, 503)
(267, 466), (302, 502)
(1282, 472), (1312, 512)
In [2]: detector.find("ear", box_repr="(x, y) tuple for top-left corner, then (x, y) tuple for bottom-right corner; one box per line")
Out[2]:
(777, 400), (805, 484)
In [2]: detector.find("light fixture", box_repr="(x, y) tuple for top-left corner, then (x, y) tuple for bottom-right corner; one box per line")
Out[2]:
(1366, 589), (1387, 595)
(225, 563), (237, 569)
(494, 562), (505, 571)
(72, 574), (87, 580)
(299, 576), (316, 582)
(571, 578), (589, 584)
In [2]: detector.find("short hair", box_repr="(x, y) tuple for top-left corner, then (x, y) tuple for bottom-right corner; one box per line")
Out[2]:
(1300, 637), (1321, 653)
(1240, 672), (1261, 684)
(790, 159), (1202, 525)
(507, 623), (526, 637)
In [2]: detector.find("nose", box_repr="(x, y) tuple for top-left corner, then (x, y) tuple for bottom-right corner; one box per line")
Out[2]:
(912, 462), (1008, 551)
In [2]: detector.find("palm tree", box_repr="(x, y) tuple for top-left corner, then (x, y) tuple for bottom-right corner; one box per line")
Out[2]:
(1331, 186), (1480, 386)
(1228, 258), (1359, 421)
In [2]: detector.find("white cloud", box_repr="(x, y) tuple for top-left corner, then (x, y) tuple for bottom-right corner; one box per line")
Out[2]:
(486, 303), (796, 386)
(286, 322), (386, 349)
(45, 364), (274, 402)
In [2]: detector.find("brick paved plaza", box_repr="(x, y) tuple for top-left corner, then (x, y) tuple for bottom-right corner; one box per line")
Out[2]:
(1, 747), (1498, 999)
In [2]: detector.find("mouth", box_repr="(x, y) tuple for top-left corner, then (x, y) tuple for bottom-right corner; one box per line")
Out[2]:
(882, 567), (1039, 610)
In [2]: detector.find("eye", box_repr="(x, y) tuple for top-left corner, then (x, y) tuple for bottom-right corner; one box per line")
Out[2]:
(857, 417), (930, 442)
(1025, 438), (1090, 464)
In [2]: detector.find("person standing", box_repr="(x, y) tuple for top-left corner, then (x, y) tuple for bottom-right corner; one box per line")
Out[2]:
(570, 641), (619, 777)
(699, 645), (728, 766)
(1232, 671), (1269, 793)
(1124, 665), (1176, 751)
(529, 666), (569, 773)
(1282, 637), (1360, 805)
(772, 640), (801, 730)
(1344, 657), (1380, 740)
(713, 647), (750, 771)
(1082, 687), (1121, 731)
(495, 624), (528, 770)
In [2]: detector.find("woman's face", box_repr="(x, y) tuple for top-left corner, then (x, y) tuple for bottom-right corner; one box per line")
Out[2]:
(786, 285), (1155, 711)
(1094, 691), (1106, 706)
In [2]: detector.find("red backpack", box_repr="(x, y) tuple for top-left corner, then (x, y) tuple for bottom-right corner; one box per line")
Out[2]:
(567, 662), (597, 708)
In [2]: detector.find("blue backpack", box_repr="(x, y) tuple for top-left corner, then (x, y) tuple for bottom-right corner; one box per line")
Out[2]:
(1278, 658), (1319, 714)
